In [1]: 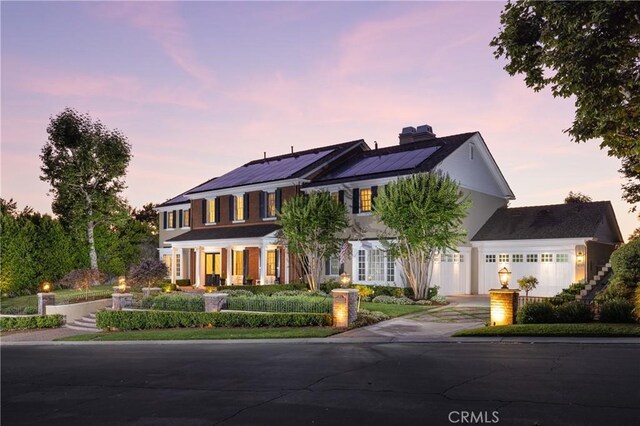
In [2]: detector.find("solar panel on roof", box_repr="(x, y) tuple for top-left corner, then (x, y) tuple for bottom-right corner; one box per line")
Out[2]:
(188, 149), (334, 193)
(322, 146), (439, 180)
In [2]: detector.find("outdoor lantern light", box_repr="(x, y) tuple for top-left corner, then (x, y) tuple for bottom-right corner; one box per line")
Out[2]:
(340, 272), (351, 288)
(118, 276), (127, 293)
(576, 251), (585, 265)
(498, 267), (511, 289)
(41, 281), (52, 293)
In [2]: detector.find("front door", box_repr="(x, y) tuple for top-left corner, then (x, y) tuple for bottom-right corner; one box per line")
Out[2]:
(205, 253), (222, 286)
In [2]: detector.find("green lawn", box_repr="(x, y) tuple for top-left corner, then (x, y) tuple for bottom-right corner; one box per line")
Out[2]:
(1, 285), (114, 314)
(360, 302), (435, 318)
(57, 327), (340, 341)
(453, 323), (640, 337)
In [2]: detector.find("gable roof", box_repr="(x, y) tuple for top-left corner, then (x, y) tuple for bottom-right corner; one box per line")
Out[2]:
(472, 201), (623, 242)
(186, 139), (366, 195)
(304, 132), (476, 187)
(157, 177), (217, 208)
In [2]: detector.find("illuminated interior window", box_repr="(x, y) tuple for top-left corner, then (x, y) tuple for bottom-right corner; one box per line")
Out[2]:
(266, 192), (276, 217)
(183, 209), (190, 227)
(233, 250), (244, 275)
(207, 199), (216, 223)
(167, 211), (174, 228)
(234, 195), (244, 221)
(267, 250), (277, 275)
(360, 188), (372, 212)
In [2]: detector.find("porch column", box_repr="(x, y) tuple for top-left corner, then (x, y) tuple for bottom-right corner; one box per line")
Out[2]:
(259, 244), (267, 285)
(226, 246), (233, 285)
(195, 246), (202, 287)
(171, 247), (177, 284)
(284, 246), (290, 284)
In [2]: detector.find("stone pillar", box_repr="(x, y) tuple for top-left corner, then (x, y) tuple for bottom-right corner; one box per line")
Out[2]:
(112, 293), (133, 310)
(332, 289), (358, 328)
(489, 288), (520, 326)
(204, 293), (227, 312)
(38, 292), (55, 315)
(142, 287), (162, 297)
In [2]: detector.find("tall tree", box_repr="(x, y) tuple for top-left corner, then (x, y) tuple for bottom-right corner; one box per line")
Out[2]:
(564, 191), (593, 204)
(278, 192), (348, 291)
(491, 1), (640, 208)
(40, 108), (132, 270)
(373, 173), (470, 300)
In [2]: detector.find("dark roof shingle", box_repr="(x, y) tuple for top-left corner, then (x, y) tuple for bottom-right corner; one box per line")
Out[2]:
(472, 201), (619, 241)
(166, 224), (280, 242)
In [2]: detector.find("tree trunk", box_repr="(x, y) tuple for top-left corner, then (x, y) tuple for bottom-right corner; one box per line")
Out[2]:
(87, 220), (98, 271)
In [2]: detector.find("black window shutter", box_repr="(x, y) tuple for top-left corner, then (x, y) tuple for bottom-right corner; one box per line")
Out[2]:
(229, 196), (234, 221)
(274, 249), (280, 279)
(178, 209), (183, 228)
(163, 211), (168, 229)
(243, 249), (249, 279)
(215, 199), (220, 223)
(275, 188), (282, 211)
(259, 191), (265, 218)
(352, 188), (360, 213)
(188, 209), (191, 227)
(325, 258), (331, 275)
(243, 193), (250, 220)
(172, 211), (177, 228)
(371, 186), (378, 210)
(201, 200), (207, 224)
(338, 190), (344, 206)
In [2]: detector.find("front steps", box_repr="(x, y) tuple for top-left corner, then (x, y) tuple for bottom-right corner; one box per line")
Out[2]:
(575, 263), (612, 302)
(64, 313), (99, 332)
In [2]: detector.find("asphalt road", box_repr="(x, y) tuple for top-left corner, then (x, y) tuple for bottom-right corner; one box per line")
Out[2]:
(2, 342), (639, 426)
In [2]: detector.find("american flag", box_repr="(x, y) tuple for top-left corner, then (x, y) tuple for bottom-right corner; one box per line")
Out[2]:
(339, 241), (349, 265)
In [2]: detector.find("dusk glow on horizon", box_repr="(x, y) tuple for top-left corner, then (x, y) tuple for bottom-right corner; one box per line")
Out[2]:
(1, 1), (636, 238)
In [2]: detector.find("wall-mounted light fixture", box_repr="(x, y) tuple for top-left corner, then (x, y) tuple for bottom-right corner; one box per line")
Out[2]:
(576, 251), (585, 265)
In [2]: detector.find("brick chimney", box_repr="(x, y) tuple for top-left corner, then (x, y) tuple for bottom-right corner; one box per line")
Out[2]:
(399, 124), (436, 145)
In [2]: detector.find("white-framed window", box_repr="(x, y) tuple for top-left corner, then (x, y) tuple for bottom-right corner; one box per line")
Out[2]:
(167, 211), (175, 228)
(386, 255), (395, 282)
(182, 209), (190, 228)
(207, 199), (216, 223)
(162, 254), (172, 278)
(358, 250), (366, 281)
(499, 254), (509, 263)
(512, 254), (523, 263)
(541, 253), (553, 263)
(267, 250), (277, 276)
(527, 254), (538, 263)
(367, 249), (385, 281)
(357, 248), (396, 283)
(556, 253), (569, 263)
(175, 254), (181, 278)
(469, 143), (475, 160)
(360, 188), (372, 212)
(266, 192), (276, 218)
(486, 254), (496, 263)
(234, 195), (244, 221)
(325, 255), (340, 276)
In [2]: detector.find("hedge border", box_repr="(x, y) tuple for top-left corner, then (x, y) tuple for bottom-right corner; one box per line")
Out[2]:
(97, 310), (332, 330)
(0, 314), (64, 331)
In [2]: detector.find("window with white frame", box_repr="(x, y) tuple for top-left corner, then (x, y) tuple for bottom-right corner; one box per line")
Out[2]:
(234, 195), (244, 221)
(175, 254), (181, 278)
(325, 255), (340, 276)
(527, 254), (538, 263)
(207, 199), (216, 223)
(499, 254), (509, 263)
(512, 254), (523, 263)
(541, 253), (553, 263)
(360, 188), (372, 212)
(357, 248), (396, 283)
(367, 249), (385, 281)
(556, 253), (569, 262)
(183, 209), (190, 227)
(358, 250), (366, 281)
(266, 192), (276, 218)
(486, 254), (496, 263)
(386, 255), (395, 282)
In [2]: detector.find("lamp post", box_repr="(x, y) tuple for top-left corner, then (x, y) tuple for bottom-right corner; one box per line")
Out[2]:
(41, 281), (52, 293)
(498, 267), (511, 289)
(339, 272), (351, 289)
(117, 276), (127, 293)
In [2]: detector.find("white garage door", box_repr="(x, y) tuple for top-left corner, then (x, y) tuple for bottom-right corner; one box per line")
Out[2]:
(431, 250), (470, 295)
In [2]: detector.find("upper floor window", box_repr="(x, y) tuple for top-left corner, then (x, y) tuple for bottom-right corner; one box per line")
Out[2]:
(360, 188), (372, 212)
(234, 195), (244, 221)
(266, 192), (276, 218)
(167, 211), (175, 228)
(182, 209), (190, 228)
(207, 199), (216, 223)
(330, 192), (339, 204)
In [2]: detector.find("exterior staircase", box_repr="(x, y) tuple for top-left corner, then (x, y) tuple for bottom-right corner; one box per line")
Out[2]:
(575, 263), (612, 302)
(64, 313), (99, 332)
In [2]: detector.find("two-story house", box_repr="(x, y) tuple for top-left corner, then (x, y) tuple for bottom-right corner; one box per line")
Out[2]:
(157, 124), (623, 296)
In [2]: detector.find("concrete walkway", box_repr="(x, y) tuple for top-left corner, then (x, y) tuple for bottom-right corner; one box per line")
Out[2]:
(0, 327), (96, 342)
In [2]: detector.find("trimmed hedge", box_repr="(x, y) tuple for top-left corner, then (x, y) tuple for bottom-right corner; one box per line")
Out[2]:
(0, 314), (64, 330)
(227, 295), (332, 313)
(554, 301), (593, 323)
(213, 283), (307, 295)
(96, 310), (332, 330)
(320, 282), (417, 299)
(600, 299), (636, 323)
(142, 294), (205, 312)
(517, 302), (556, 324)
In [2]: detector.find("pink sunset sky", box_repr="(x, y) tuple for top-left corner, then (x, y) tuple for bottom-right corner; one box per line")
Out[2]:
(1, 1), (637, 238)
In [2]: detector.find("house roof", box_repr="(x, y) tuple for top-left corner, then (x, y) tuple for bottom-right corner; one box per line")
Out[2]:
(186, 139), (366, 195)
(157, 177), (218, 208)
(304, 132), (476, 187)
(471, 201), (623, 242)
(166, 224), (281, 242)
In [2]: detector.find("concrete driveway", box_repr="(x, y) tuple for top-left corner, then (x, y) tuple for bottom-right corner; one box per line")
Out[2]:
(333, 297), (490, 342)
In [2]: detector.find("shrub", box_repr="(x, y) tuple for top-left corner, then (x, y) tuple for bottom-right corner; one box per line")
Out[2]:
(635, 286), (640, 321)
(354, 285), (375, 301)
(144, 294), (205, 312)
(599, 298), (636, 323)
(227, 295), (332, 313)
(0, 314), (64, 330)
(161, 283), (177, 292)
(371, 295), (415, 305)
(57, 268), (106, 290)
(609, 239), (640, 291)
(517, 302), (555, 324)
(22, 306), (38, 315)
(517, 275), (538, 297)
(128, 258), (167, 290)
(96, 310), (332, 330)
(351, 309), (390, 328)
(553, 301), (593, 323)
(217, 289), (254, 297)
(214, 283), (307, 296)
(271, 290), (328, 298)
(319, 282), (415, 299)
